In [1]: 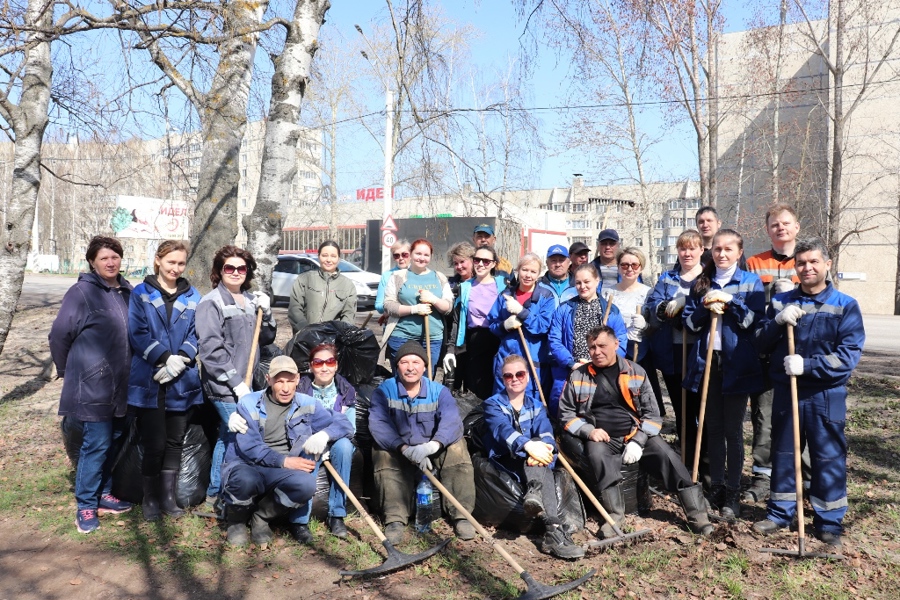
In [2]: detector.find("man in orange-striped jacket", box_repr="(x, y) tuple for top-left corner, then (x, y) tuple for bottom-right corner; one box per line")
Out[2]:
(743, 204), (802, 504)
(557, 326), (713, 538)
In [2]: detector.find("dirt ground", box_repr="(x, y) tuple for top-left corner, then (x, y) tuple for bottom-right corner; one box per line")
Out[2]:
(1, 297), (899, 599)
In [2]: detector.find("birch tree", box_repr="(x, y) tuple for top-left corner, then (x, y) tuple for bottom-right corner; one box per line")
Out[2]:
(0, 0), (53, 357)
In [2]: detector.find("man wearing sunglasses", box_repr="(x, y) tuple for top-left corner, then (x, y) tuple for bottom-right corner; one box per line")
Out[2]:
(219, 356), (353, 547)
(558, 326), (713, 538)
(368, 341), (476, 544)
(481, 355), (584, 559)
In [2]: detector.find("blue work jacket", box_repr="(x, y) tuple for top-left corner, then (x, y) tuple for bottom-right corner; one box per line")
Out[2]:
(645, 269), (694, 375)
(481, 389), (556, 467)
(368, 376), (463, 451)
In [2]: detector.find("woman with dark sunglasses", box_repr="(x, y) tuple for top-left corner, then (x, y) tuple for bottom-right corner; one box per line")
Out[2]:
(289, 343), (358, 541)
(445, 245), (506, 399)
(196, 245), (276, 511)
(480, 355), (584, 559)
(375, 239), (411, 318)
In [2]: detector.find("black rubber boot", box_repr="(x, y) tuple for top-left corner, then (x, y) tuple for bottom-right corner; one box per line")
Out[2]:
(708, 484), (726, 512)
(678, 483), (714, 536)
(742, 474), (771, 503)
(721, 487), (742, 520)
(142, 475), (161, 522)
(541, 522), (585, 560)
(599, 485), (626, 539)
(250, 495), (287, 546)
(159, 470), (185, 518)
(523, 479), (545, 517)
(226, 505), (251, 547)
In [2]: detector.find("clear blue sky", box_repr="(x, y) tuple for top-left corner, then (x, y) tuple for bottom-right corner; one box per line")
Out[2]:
(322, 1), (755, 194)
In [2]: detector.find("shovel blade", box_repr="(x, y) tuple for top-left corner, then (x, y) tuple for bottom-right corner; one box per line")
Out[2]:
(586, 528), (653, 549)
(339, 538), (451, 578)
(516, 569), (595, 600)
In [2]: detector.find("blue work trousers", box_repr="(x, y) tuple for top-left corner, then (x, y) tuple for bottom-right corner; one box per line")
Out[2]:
(74, 416), (128, 510)
(223, 462), (317, 509)
(289, 436), (355, 524)
(767, 386), (848, 534)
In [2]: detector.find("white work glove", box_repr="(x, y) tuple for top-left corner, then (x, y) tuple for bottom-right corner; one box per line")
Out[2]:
(232, 382), (252, 399)
(773, 278), (796, 295)
(410, 303), (432, 316)
(417, 289), (440, 305)
(704, 290), (733, 305)
(228, 412), (249, 434)
(153, 365), (174, 384)
(523, 441), (554, 466)
(252, 291), (271, 314)
(403, 441), (440, 470)
(622, 441), (644, 465)
(706, 301), (725, 315)
(442, 352), (456, 373)
(165, 354), (190, 379)
(665, 296), (686, 318)
(505, 296), (524, 315)
(503, 315), (522, 330)
(784, 354), (804, 376)
(630, 314), (647, 331)
(321, 450), (331, 462)
(302, 431), (330, 455)
(775, 304), (804, 326)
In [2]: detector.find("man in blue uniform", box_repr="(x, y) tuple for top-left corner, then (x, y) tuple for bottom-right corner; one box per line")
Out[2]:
(752, 239), (864, 547)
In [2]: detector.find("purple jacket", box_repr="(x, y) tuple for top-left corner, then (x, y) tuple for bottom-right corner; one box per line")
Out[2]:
(49, 272), (133, 422)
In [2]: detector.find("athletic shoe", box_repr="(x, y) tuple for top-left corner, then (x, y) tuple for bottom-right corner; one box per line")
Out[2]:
(76, 508), (100, 533)
(99, 494), (133, 514)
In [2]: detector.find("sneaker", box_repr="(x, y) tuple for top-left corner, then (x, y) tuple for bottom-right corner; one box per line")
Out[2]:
(289, 523), (314, 544)
(814, 529), (842, 548)
(384, 522), (406, 545)
(99, 494), (133, 514)
(454, 519), (477, 541)
(328, 517), (348, 539)
(76, 508), (100, 533)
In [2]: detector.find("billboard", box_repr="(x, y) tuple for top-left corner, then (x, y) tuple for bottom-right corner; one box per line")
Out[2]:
(110, 196), (190, 240)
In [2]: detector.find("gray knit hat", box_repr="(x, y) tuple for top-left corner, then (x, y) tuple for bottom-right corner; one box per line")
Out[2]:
(395, 340), (428, 365)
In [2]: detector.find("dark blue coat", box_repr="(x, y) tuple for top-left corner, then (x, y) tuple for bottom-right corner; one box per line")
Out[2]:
(645, 269), (695, 375)
(546, 296), (628, 416)
(481, 390), (556, 469)
(368, 376), (462, 451)
(49, 272), (133, 422)
(127, 280), (203, 411)
(682, 268), (766, 395)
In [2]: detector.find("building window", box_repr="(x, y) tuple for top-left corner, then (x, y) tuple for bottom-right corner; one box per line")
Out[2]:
(634, 237), (642, 246)
(667, 236), (678, 245)
(654, 237), (663, 247)
(653, 219), (664, 229)
(572, 203), (585, 213)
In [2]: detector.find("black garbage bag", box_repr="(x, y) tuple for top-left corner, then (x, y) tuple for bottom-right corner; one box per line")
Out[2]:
(462, 405), (487, 456)
(175, 423), (211, 508)
(453, 391), (482, 426)
(253, 344), (284, 391)
(554, 467), (586, 534)
(285, 321), (379, 386)
(309, 450), (366, 519)
(111, 418), (144, 504)
(471, 454), (535, 533)
(60, 416), (84, 466)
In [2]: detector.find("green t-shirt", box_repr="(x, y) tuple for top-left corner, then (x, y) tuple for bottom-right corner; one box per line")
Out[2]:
(394, 269), (444, 340)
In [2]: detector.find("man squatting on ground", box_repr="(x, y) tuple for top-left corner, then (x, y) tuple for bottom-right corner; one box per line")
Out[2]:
(558, 326), (713, 538)
(221, 356), (353, 547)
(752, 238), (865, 548)
(368, 341), (477, 544)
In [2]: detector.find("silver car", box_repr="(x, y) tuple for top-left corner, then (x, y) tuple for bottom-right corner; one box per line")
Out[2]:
(272, 254), (380, 310)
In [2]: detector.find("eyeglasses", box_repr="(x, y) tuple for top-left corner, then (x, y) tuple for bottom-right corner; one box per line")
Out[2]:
(473, 257), (495, 265)
(619, 263), (641, 271)
(393, 252), (410, 259)
(223, 264), (248, 275)
(311, 357), (337, 367)
(502, 370), (528, 382)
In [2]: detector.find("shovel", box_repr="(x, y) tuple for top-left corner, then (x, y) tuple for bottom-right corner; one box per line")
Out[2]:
(691, 313), (717, 484)
(322, 460), (451, 577)
(517, 329), (651, 550)
(421, 467), (595, 600)
(680, 334), (688, 465)
(423, 301), (433, 380)
(759, 325), (844, 560)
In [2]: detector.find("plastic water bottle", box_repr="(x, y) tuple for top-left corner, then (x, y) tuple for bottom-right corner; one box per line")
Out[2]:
(415, 476), (436, 533)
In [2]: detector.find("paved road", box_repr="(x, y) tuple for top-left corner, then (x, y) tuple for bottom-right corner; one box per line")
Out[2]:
(19, 273), (900, 354)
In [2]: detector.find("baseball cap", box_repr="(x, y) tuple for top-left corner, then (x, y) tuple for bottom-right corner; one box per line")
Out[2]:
(546, 244), (568, 258)
(569, 241), (590, 255)
(473, 224), (495, 236)
(597, 229), (619, 243)
(268, 355), (299, 377)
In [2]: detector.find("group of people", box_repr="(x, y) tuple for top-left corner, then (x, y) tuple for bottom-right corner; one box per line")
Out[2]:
(50, 204), (864, 557)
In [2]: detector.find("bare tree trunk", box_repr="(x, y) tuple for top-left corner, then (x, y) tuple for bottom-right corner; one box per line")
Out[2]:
(706, 2), (719, 207)
(771, 0), (788, 204)
(0, 0), (52, 357)
(828, 0), (845, 278)
(245, 0), (330, 293)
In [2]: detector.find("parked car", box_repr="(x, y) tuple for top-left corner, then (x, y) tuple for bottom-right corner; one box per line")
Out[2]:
(272, 254), (380, 310)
